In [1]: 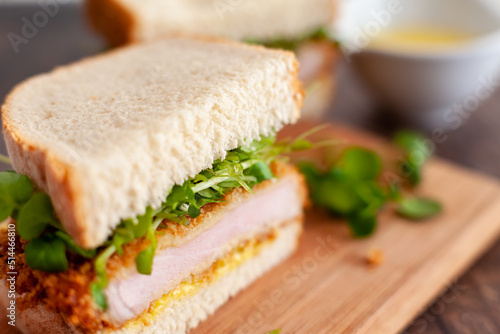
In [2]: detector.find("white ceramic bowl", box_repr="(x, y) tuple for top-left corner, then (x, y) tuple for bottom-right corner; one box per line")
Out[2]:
(335, 0), (500, 128)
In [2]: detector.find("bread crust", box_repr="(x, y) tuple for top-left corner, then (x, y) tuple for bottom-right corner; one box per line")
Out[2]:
(86, 0), (136, 46)
(1, 36), (303, 249)
(2, 118), (88, 248)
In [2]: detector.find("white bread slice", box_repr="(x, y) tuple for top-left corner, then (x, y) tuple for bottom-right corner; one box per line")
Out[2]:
(2, 38), (303, 249)
(1, 220), (302, 334)
(87, 0), (338, 47)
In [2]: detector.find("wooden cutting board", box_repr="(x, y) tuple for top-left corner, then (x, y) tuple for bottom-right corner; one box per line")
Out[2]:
(192, 122), (500, 334)
(3, 122), (500, 334)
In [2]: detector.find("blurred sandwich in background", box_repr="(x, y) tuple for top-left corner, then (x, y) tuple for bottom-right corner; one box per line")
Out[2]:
(86, 0), (340, 119)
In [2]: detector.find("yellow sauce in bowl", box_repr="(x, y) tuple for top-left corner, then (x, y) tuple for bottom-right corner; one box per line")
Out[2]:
(368, 27), (477, 52)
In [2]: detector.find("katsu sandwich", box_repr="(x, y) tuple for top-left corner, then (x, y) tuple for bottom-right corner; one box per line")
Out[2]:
(0, 38), (307, 333)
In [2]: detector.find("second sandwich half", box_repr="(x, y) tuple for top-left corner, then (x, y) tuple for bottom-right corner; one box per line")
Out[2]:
(0, 38), (307, 333)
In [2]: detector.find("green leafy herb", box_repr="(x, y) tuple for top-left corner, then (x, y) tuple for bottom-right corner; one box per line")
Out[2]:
(90, 245), (116, 309)
(396, 197), (442, 220)
(299, 139), (442, 238)
(299, 147), (388, 237)
(0, 171), (33, 220)
(314, 174), (362, 215)
(0, 201), (13, 223)
(0, 171), (33, 205)
(394, 130), (432, 186)
(339, 147), (382, 181)
(17, 193), (57, 240)
(248, 26), (338, 51)
(135, 207), (156, 275)
(91, 282), (108, 311)
(244, 161), (274, 184)
(136, 226), (157, 275)
(55, 231), (97, 259)
(347, 210), (377, 238)
(25, 235), (69, 272)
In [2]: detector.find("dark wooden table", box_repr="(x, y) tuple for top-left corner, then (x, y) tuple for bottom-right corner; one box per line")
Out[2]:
(0, 3), (498, 333)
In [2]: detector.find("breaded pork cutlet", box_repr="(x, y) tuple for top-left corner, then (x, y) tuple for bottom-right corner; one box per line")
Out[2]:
(0, 37), (307, 334)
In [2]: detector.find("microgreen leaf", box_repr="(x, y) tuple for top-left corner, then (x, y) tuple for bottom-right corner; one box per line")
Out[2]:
(136, 224), (157, 275)
(316, 176), (363, 215)
(132, 207), (154, 238)
(249, 26), (336, 51)
(347, 211), (377, 238)
(197, 188), (218, 198)
(25, 235), (68, 272)
(55, 231), (97, 258)
(0, 201), (14, 222)
(244, 161), (274, 183)
(356, 182), (386, 209)
(0, 171), (33, 214)
(339, 147), (382, 181)
(17, 193), (56, 240)
(394, 131), (432, 186)
(187, 204), (201, 218)
(265, 330), (282, 334)
(91, 283), (108, 310)
(394, 131), (432, 160)
(290, 139), (313, 151)
(166, 183), (195, 210)
(396, 197), (442, 220)
(110, 228), (134, 255)
(91, 245), (116, 310)
(136, 247), (155, 275)
(400, 161), (422, 186)
(217, 179), (243, 189)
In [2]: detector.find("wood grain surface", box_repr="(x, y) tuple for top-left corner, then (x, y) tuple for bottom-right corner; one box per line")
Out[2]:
(0, 3), (499, 333)
(190, 123), (500, 334)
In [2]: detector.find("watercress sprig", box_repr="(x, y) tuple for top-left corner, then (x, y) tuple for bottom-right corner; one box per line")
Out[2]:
(247, 27), (339, 51)
(394, 130), (433, 186)
(299, 132), (442, 238)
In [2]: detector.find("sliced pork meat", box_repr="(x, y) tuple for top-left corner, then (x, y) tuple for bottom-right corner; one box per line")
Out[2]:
(105, 172), (305, 325)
